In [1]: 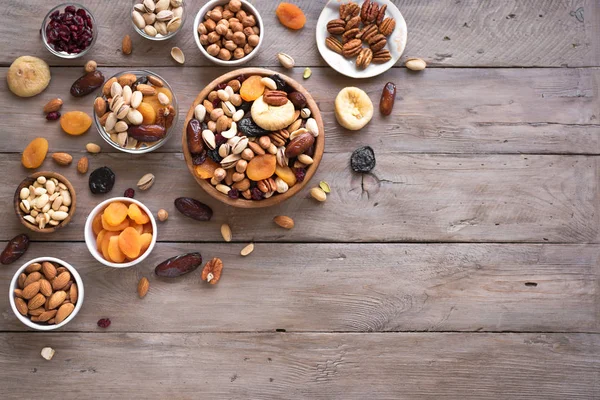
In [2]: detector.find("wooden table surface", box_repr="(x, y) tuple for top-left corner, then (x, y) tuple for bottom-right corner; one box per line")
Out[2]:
(1, 0), (599, 398)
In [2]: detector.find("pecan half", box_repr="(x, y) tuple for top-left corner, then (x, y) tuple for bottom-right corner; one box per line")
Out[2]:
(257, 178), (276, 193)
(356, 48), (373, 69)
(372, 49), (392, 63)
(263, 90), (289, 107)
(345, 16), (361, 31)
(326, 36), (343, 54)
(379, 18), (396, 36)
(342, 39), (362, 58)
(358, 24), (379, 43)
(376, 5), (387, 25)
(368, 34), (387, 52)
(342, 28), (360, 43)
(327, 19), (346, 35)
(201, 257), (223, 285)
(361, 0), (379, 24)
(340, 2), (360, 21)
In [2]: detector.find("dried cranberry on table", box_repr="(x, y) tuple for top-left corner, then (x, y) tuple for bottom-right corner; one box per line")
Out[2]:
(97, 318), (111, 328)
(45, 111), (61, 121)
(45, 5), (94, 55)
(123, 188), (135, 198)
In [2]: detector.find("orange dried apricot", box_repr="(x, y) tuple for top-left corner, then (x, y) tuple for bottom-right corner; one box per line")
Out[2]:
(102, 212), (130, 231)
(127, 203), (150, 225)
(60, 111), (92, 135)
(96, 229), (107, 250)
(130, 221), (144, 235)
(195, 158), (220, 179)
(240, 75), (265, 102)
(143, 223), (153, 234)
(92, 213), (103, 235)
(118, 227), (142, 259)
(139, 233), (153, 254)
(137, 102), (156, 124)
(276, 3), (306, 30)
(108, 235), (126, 263)
(247, 154), (277, 181)
(103, 202), (129, 226)
(275, 164), (297, 186)
(144, 88), (173, 114)
(101, 231), (120, 261)
(22, 137), (48, 169)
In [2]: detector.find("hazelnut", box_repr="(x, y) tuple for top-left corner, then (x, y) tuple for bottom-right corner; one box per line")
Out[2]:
(228, 79), (241, 92)
(197, 22), (208, 35)
(207, 44), (220, 56)
(200, 34), (209, 46)
(230, 94), (242, 106)
(157, 209), (169, 222)
(204, 19), (216, 32)
(208, 31), (221, 44)
(243, 27), (254, 37)
(214, 5), (224, 13)
(252, 26), (260, 35)
(236, 159), (248, 173)
(213, 168), (227, 182)
(236, 10), (247, 20)
(218, 19), (230, 28)
(232, 31), (246, 46)
(210, 108), (225, 121)
(233, 47), (245, 59)
(242, 15), (255, 27)
(208, 90), (218, 102)
(232, 172), (245, 183)
(224, 40), (237, 51)
(216, 115), (231, 132)
(258, 136), (271, 149)
(243, 44), (254, 55)
(215, 23), (228, 35)
(84, 60), (97, 73)
(222, 9), (234, 19)
(241, 148), (254, 160)
(230, 21), (243, 33)
(208, 121), (217, 132)
(207, 10), (222, 22)
(225, 29), (235, 40)
(218, 48), (232, 61)
(229, 0), (242, 13)
(248, 34), (260, 47)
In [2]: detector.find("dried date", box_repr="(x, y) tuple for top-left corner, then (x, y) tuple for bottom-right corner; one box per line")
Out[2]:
(1, 234), (29, 265)
(155, 252), (203, 278)
(128, 125), (166, 142)
(187, 119), (204, 154)
(89, 166), (115, 194)
(174, 197), (213, 221)
(379, 82), (396, 116)
(351, 146), (376, 173)
(285, 132), (315, 158)
(70, 71), (105, 97)
(288, 91), (307, 109)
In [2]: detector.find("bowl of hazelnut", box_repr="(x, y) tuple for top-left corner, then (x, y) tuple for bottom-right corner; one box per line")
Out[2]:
(193, 0), (264, 66)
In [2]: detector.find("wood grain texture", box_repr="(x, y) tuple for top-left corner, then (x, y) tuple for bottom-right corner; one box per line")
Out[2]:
(1, 0), (598, 67)
(2, 67), (598, 155)
(1, 153), (597, 243)
(0, 332), (598, 399)
(0, 243), (597, 333)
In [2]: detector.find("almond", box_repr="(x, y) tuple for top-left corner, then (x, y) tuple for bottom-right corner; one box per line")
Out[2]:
(77, 156), (89, 174)
(52, 271), (71, 290)
(118, 73), (137, 87)
(55, 303), (75, 324)
(136, 84), (156, 96)
(25, 262), (42, 273)
(122, 34), (132, 55)
(42, 261), (57, 280)
(29, 307), (45, 316)
(48, 291), (67, 310)
(70, 283), (78, 304)
(14, 288), (24, 298)
(86, 142), (101, 153)
(273, 215), (295, 229)
(38, 309), (57, 322)
(28, 293), (46, 310)
(15, 297), (28, 316)
(103, 77), (118, 97)
(39, 279), (53, 297)
(43, 98), (63, 113)
(137, 277), (149, 298)
(52, 152), (73, 166)
(23, 272), (42, 287)
(17, 273), (26, 289)
(94, 97), (107, 117)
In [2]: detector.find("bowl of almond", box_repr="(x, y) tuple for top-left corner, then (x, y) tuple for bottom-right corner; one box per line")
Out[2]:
(182, 68), (325, 208)
(9, 257), (84, 330)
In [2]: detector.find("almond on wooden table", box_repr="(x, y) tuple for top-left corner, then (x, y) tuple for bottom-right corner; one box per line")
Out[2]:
(273, 216), (295, 229)
(52, 152), (73, 166)
(137, 277), (149, 298)
(122, 34), (132, 55)
(43, 98), (63, 113)
(77, 156), (89, 174)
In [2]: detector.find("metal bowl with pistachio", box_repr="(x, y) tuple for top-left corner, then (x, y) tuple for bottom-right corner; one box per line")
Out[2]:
(131, 0), (186, 41)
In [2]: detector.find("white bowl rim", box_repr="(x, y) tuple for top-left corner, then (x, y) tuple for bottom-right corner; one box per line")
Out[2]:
(84, 197), (158, 268)
(193, 0), (265, 66)
(9, 256), (85, 331)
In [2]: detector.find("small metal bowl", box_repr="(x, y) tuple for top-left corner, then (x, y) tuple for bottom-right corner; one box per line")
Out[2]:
(41, 3), (97, 59)
(131, 0), (186, 41)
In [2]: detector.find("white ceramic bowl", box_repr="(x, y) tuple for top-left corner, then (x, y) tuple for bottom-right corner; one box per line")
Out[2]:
(84, 197), (157, 268)
(9, 257), (84, 331)
(193, 0), (264, 66)
(316, 0), (408, 78)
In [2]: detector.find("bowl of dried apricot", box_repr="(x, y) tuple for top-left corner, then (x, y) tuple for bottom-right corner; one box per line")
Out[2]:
(93, 70), (177, 153)
(84, 198), (157, 268)
(182, 68), (325, 208)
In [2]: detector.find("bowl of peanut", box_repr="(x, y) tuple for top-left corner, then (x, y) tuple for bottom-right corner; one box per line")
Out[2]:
(193, 0), (264, 66)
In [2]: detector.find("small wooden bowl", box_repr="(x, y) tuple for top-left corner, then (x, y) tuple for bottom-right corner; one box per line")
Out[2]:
(182, 68), (325, 208)
(14, 171), (77, 233)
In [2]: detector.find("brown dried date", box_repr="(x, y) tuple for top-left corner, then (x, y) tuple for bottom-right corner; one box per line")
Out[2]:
(128, 125), (167, 142)
(70, 71), (105, 97)
(285, 132), (315, 158)
(288, 91), (307, 109)
(187, 119), (204, 154)
(155, 252), (203, 278)
(174, 197), (213, 221)
(379, 82), (396, 116)
(1, 234), (29, 265)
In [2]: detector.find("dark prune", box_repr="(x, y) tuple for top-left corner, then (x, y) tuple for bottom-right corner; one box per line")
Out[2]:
(238, 117), (270, 137)
(1, 234), (29, 265)
(237, 101), (252, 113)
(89, 166), (115, 194)
(174, 197), (213, 221)
(288, 91), (307, 109)
(192, 151), (207, 165)
(187, 119), (204, 154)
(207, 149), (223, 163)
(70, 71), (105, 97)
(155, 252), (203, 278)
(270, 74), (292, 93)
(351, 146), (376, 173)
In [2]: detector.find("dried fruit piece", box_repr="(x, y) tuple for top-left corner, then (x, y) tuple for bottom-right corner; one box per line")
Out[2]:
(7, 56), (51, 97)
(380, 82), (396, 116)
(238, 117), (270, 137)
(195, 158), (220, 179)
(70, 71), (105, 97)
(22, 137), (48, 168)
(104, 202), (129, 226)
(276, 3), (306, 30)
(97, 318), (111, 328)
(275, 164), (297, 187)
(60, 111), (92, 135)
(174, 197), (213, 221)
(118, 227), (142, 259)
(128, 124), (166, 142)
(187, 119), (204, 154)
(89, 167), (115, 194)
(128, 203), (150, 225)
(201, 258), (223, 284)
(240, 75), (265, 102)
(1, 234), (29, 264)
(100, 231), (120, 260)
(139, 233), (153, 254)
(334, 87), (374, 130)
(247, 154), (277, 182)
(137, 102), (157, 124)
(285, 132), (314, 158)
(108, 235), (127, 263)
(102, 213), (130, 231)
(155, 252), (202, 277)
(351, 146), (376, 173)
(41, 347), (55, 360)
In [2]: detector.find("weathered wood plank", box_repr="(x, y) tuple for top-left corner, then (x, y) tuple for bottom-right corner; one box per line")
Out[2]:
(1, 0), (598, 67)
(0, 332), (598, 399)
(1, 243), (597, 333)
(1, 153), (597, 243)
(2, 67), (598, 155)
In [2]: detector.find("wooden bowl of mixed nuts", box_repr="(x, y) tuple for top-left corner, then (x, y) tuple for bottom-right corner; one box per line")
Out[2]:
(14, 171), (76, 233)
(182, 67), (325, 208)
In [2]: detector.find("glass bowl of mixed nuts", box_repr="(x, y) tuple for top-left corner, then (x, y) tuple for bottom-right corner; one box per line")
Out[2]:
(14, 171), (76, 233)
(41, 3), (97, 59)
(92, 70), (178, 153)
(9, 257), (84, 331)
(182, 68), (325, 208)
(131, 0), (186, 40)
(193, 0), (264, 66)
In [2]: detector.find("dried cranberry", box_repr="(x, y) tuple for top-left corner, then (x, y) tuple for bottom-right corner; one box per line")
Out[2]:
(124, 188), (135, 198)
(294, 168), (306, 182)
(212, 98), (220, 109)
(192, 152), (207, 165)
(228, 188), (240, 199)
(48, 29), (58, 41)
(97, 318), (111, 328)
(251, 187), (264, 200)
(214, 133), (227, 146)
(46, 111), (61, 121)
(76, 8), (87, 17)
(237, 74), (247, 83)
(50, 10), (60, 20)
(65, 5), (76, 14)
(216, 83), (227, 90)
(73, 15), (84, 26)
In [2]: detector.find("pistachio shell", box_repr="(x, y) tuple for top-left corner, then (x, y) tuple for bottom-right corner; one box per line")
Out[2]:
(171, 47), (185, 64)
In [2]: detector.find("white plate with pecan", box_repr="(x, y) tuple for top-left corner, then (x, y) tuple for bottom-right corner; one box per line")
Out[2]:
(316, 0), (407, 78)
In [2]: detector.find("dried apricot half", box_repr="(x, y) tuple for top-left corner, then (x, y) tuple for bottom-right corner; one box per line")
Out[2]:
(22, 137), (48, 169)
(128, 203), (150, 225)
(118, 227), (142, 259)
(240, 75), (265, 102)
(60, 111), (92, 135)
(247, 154), (277, 181)
(195, 158), (220, 179)
(276, 3), (306, 30)
(103, 202), (129, 226)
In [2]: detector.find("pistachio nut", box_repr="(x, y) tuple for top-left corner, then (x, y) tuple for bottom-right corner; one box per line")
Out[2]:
(137, 173), (155, 191)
